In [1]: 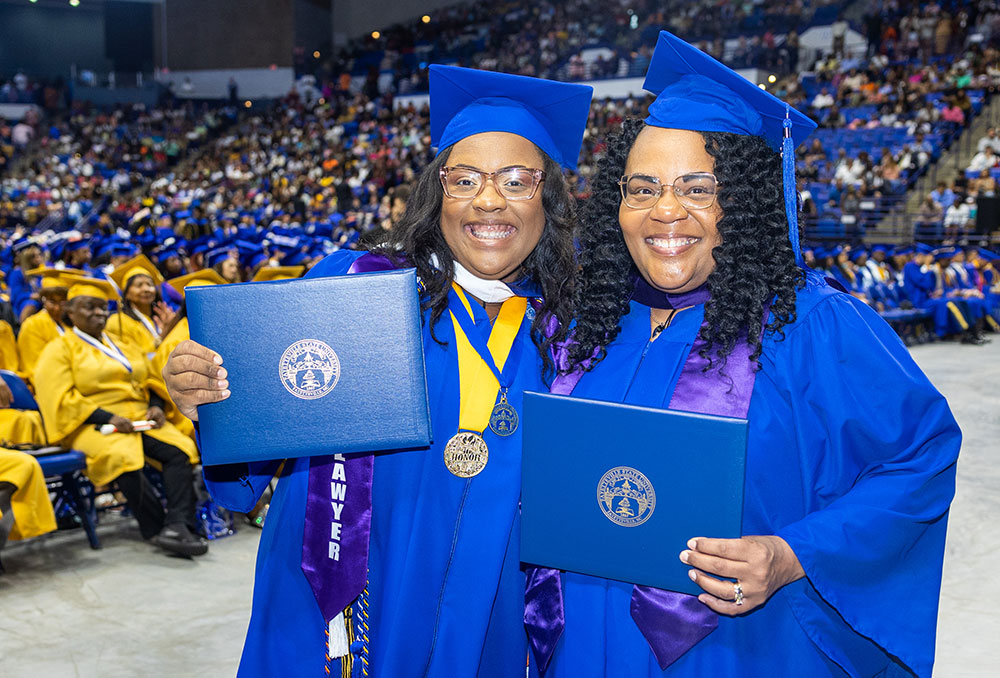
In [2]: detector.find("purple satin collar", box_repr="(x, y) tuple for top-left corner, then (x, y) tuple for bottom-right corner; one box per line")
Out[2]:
(630, 273), (710, 310)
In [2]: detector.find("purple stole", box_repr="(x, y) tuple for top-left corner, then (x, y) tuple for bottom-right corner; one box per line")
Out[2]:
(300, 253), (396, 624)
(526, 278), (768, 672)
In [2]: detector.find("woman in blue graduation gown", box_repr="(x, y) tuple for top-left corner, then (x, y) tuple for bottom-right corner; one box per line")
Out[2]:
(162, 65), (592, 677)
(527, 32), (959, 678)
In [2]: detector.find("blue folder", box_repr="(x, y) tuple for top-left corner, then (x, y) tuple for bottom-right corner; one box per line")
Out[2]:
(520, 392), (746, 595)
(187, 269), (432, 465)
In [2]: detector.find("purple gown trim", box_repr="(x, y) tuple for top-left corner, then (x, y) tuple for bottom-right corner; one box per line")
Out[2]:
(526, 281), (768, 672)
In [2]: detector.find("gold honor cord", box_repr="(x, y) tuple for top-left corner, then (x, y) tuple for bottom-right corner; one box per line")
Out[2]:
(443, 284), (527, 478)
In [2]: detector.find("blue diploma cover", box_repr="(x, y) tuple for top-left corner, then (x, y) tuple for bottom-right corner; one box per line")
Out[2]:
(520, 392), (746, 595)
(187, 269), (432, 465)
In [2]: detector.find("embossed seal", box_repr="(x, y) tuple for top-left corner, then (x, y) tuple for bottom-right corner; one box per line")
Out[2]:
(278, 339), (341, 400)
(597, 466), (656, 527)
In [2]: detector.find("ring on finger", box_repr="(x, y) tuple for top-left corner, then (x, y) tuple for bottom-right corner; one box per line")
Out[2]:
(733, 581), (744, 606)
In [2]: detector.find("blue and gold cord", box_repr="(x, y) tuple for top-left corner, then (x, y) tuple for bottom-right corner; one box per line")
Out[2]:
(351, 580), (370, 677)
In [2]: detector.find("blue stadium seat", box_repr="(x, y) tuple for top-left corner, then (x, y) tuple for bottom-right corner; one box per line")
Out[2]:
(0, 370), (101, 549)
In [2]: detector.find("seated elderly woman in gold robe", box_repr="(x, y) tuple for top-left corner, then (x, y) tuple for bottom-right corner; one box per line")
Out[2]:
(33, 276), (206, 557)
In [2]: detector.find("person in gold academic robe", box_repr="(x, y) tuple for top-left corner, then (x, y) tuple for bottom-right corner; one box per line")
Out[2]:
(106, 254), (175, 356)
(151, 269), (229, 438)
(0, 447), (58, 572)
(17, 268), (78, 383)
(0, 320), (45, 446)
(33, 276), (207, 557)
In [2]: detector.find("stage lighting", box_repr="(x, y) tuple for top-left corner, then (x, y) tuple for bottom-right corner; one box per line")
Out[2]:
(768, 74), (777, 83)
(313, 51), (320, 59)
(372, 31), (381, 39)
(422, 15), (430, 23)
(69, 0), (80, 6)
(758, 83), (766, 90)
(244, 100), (252, 108)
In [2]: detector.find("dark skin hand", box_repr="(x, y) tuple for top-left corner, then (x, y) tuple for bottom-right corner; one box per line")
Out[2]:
(680, 535), (805, 615)
(108, 415), (135, 433)
(145, 406), (166, 429)
(0, 380), (12, 408)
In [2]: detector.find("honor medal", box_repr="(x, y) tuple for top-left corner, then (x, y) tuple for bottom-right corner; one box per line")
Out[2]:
(443, 431), (489, 478)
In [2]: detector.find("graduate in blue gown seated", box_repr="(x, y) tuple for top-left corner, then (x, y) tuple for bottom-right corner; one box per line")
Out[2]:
(524, 31), (960, 678)
(161, 66), (593, 677)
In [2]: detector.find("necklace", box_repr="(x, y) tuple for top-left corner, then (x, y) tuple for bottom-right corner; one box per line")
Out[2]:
(650, 308), (678, 341)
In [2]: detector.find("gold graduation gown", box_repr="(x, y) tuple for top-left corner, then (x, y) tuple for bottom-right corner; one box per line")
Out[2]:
(0, 320), (45, 446)
(0, 447), (57, 540)
(150, 317), (194, 438)
(33, 330), (198, 486)
(16, 309), (65, 382)
(105, 311), (158, 356)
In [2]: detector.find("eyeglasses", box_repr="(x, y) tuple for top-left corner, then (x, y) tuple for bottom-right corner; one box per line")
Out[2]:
(618, 172), (720, 211)
(439, 166), (546, 201)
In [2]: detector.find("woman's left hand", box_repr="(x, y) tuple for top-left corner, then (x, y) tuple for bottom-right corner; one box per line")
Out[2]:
(145, 406), (166, 429)
(153, 301), (176, 329)
(680, 535), (805, 615)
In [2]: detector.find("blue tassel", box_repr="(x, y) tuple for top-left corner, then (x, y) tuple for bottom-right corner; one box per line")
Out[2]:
(781, 105), (803, 266)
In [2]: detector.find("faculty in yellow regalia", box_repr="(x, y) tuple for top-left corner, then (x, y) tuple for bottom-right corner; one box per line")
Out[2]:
(33, 275), (207, 557)
(17, 268), (80, 382)
(0, 447), (58, 572)
(106, 254), (174, 355)
(151, 268), (228, 438)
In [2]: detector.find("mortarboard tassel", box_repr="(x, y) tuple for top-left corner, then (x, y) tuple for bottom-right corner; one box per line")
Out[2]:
(781, 105), (803, 266)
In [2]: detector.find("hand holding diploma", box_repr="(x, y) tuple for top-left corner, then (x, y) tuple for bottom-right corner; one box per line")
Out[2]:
(680, 535), (805, 615)
(160, 340), (230, 421)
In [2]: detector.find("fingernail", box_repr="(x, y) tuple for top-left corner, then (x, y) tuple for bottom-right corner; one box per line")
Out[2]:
(688, 570), (697, 581)
(217, 368), (228, 379)
(218, 380), (229, 389)
(688, 538), (698, 550)
(221, 389), (231, 398)
(213, 354), (223, 365)
(680, 550), (690, 564)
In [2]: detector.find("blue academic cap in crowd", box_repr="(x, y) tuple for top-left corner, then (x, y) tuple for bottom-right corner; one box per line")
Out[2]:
(206, 247), (235, 268)
(849, 248), (868, 262)
(933, 247), (956, 261)
(642, 31), (817, 266)
(429, 64), (594, 170)
(895, 246), (914, 256)
(915, 242), (935, 254)
(977, 247), (998, 262)
(66, 239), (91, 252)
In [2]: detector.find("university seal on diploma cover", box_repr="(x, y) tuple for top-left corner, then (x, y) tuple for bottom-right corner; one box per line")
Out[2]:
(597, 466), (656, 527)
(279, 339), (341, 400)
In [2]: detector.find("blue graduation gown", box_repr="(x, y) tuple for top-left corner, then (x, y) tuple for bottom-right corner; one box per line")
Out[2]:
(540, 274), (959, 678)
(204, 250), (540, 677)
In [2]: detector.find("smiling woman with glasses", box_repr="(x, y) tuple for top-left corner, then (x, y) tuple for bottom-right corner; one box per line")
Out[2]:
(162, 65), (592, 678)
(527, 31), (959, 678)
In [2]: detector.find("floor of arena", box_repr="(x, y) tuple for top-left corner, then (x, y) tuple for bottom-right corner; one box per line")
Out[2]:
(0, 340), (995, 677)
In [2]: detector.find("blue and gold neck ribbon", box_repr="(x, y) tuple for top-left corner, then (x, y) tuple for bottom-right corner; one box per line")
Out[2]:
(447, 284), (527, 436)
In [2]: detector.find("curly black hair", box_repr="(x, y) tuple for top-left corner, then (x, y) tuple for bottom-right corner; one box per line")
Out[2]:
(375, 145), (577, 380)
(569, 118), (805, 372)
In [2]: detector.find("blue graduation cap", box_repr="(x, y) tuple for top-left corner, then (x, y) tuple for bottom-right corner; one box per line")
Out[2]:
(977, 247), (999, 262)
(642, 31), (818, 266)
(429, 64), (594, 170)
(206, 247), (235, 269)
(849, 248), (868, 262)
(895, 246), (915, 256)
(933, 248), (956, 262)
(66, 239), (91, 253)
(915, 242), (935, 254)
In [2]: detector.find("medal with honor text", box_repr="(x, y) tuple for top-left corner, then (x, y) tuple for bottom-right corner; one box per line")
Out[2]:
(444, 285), (527, 478)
